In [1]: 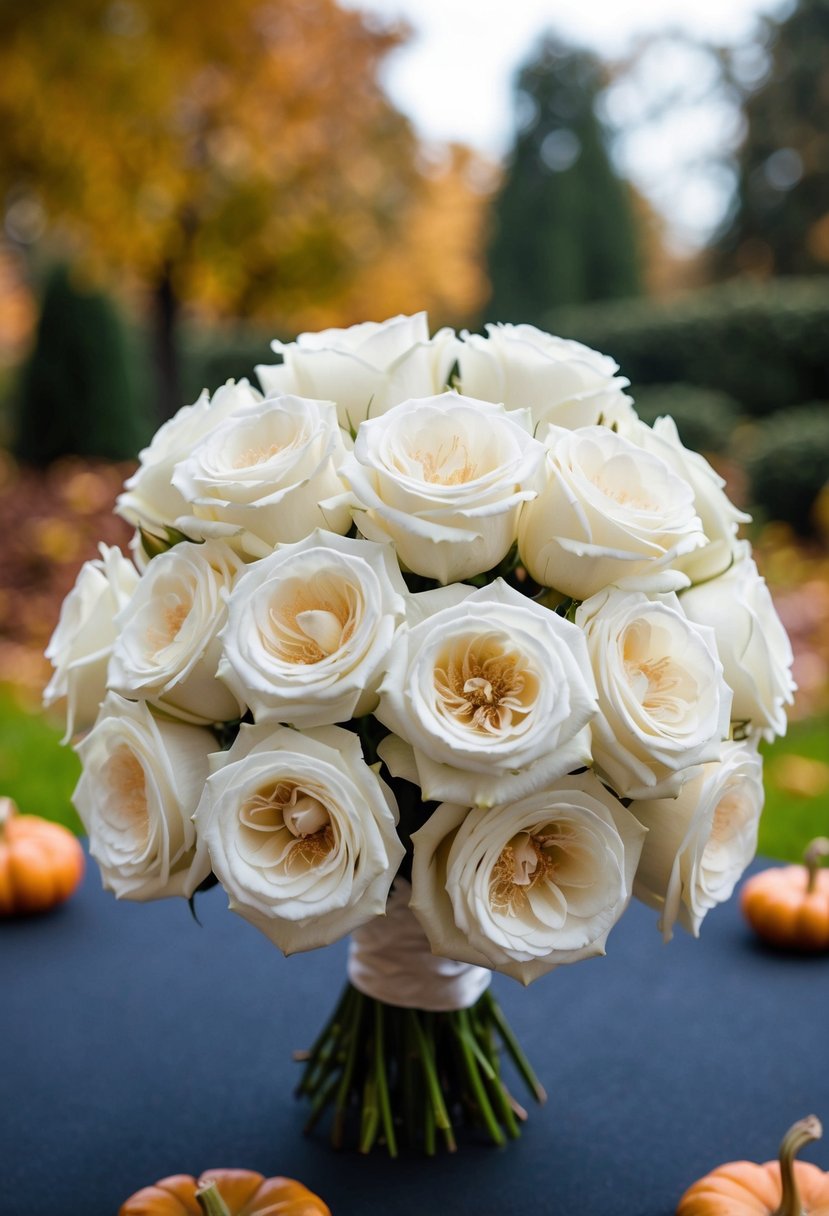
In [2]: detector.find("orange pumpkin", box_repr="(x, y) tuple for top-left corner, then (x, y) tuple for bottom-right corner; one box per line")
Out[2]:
(678, 1116), (829, 1216)
(0, 797), (85, 917)
(741, 838), (829, 952)
(119, 1170), (331, 1216)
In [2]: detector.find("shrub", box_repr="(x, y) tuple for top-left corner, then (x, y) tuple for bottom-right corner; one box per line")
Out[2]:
(743, 403), (829, 534)
(12, 264), (150, 465)
(551, 277), (829, 417)
(632, 383), (741, 453)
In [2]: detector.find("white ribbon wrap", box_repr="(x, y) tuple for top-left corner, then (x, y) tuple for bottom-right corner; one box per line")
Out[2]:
(347, 880), (491, 1011)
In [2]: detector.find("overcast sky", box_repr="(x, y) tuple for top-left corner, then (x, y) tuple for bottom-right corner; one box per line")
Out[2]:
(342, 0), (790, 246)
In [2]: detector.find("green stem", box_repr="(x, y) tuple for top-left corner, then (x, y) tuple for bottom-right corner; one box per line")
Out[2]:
(408, 1010), (457, 1152)
(195, 1182), (233, 1216)
(804, 839), (829, 894)
(452, 1013), (505, 1146)
(480, 991), (547, 1103)
(332, 991), (364, 1149)
(772, 1115), (823, 1216)
(374, 1002), (398, 1157)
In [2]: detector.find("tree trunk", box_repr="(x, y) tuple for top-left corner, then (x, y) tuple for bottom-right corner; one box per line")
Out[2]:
(151, 262), (182, 423)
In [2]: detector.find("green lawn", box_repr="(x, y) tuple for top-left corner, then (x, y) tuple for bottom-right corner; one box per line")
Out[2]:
(1, 684), (826, 862)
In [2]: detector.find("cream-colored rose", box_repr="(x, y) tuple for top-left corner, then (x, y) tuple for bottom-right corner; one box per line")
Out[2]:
(518, 424), (706, 599)
(116, 380), (261, 535)
(376, 579), (597, 807)
(680, 555), (795, 741)
(341, 393), (545, 584)
(576, 588), (732, 799)
(256, 312), (458, 432)
(44, 544), (140, 739)
(171, 395), (351, 559)
(108, 539), (245, 725)
(620, 415), (750, 584)
(457, 323), (634, 431)
(219, 531), (407, 727)
(73, 693), (214, 900)
(410, 771), (646, 984)
(631, 739), (764, 941)
(193, 723), (405, 954)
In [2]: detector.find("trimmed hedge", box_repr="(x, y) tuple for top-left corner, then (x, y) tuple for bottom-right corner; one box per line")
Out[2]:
(633, 383), (741, 454)
(13, 264), (150, 465)
(551, 277), (829, 417)
(743, 403), (829, 535)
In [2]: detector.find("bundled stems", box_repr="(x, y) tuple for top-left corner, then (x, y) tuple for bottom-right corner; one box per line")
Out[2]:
(296, 982), (546, 1154)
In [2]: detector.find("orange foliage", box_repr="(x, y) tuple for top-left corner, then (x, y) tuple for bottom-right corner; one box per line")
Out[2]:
(0, 0), (489, 330)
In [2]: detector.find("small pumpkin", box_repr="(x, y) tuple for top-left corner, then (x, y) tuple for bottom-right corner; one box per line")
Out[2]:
(741, 838), (829, 952)
(0, 797), (85, 917)
(119, 1169), (331, 1216)
(678, 1116), (829, 1216)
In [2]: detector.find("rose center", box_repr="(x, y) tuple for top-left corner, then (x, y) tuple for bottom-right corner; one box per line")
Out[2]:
(622, 627), (694, 724)
(489, 831), (558, 914)
(102, 745), (149, 842)
(265, 574), (359, 665)
(408, 434), (478, 485)
(233, 442), (283, 469)
(434, 638), (535, 734)
(146, 593), (191, 655)
(239, 780), (335, 871)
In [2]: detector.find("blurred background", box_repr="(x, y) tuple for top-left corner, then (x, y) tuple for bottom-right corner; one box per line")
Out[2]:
(0, 0), (827, 859)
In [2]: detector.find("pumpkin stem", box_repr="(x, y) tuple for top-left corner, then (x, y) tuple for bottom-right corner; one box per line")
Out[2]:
(772, 1115), (823, 1216)
(0, 797), (16, 838)
(804, 838), (829, 894)
(195, 1181), (233, 1216)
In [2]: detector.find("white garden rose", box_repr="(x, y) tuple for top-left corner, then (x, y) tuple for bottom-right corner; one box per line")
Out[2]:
(193, 723), (405, 954)
(576, 588), (732, 799)
(171, 394), (351, 559)
(632, 738), (764, 941)
(341, 393), (545, 584)
(117, 380), (260, 536)
(108, 539), (245, 725)
(457, 323), (635, 431)
(44, 545), (140, 739)
(219, 531), (407, 727)
(410, 771), (646, 984)
(620, 415), (750, 583)
(73, 693), (214, 900)
(376, 579), (597, 807)
(256, 312), (458, 432)
(680, 555), (796, 741)
(518, 424), (706, 599)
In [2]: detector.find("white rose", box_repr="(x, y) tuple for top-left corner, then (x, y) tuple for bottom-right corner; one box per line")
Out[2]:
(632, 739), (764, 941)
(219, 531), (407, 727)
(193, 723), (405, 954)
(256, 312), (458, 432)
(73, 693), (214, 900)
(576, 588), (732, 799)
(680, 555), (796, 741)
(410, 771), (646, 984)
(44, 545), (140, 739)
(376, 579), (597, 808)
(171, 395), (351, 559)
(116, 380), (261, 535)
(457, 323), (635, 431)
(108, 539), (245, 725)
(620, 415), (750, 583)
(341, 393), (545, 584)
(518, 424), (706, 599)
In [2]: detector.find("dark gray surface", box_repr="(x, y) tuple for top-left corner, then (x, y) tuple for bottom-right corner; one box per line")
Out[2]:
(3, 850), (827, 1216)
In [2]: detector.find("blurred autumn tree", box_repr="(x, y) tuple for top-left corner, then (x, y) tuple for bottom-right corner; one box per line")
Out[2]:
(0, 0), (485, 421)
(717, 0), (829, 277)
(486, 35), (641, 324)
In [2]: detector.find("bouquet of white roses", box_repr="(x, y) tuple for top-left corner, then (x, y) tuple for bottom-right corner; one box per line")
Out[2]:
(45, 313), (795, 1154)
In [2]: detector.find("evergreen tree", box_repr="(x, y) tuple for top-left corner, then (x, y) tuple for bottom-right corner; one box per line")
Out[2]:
(487, 36), (641, 325)
(14, 263), (149, 466)
(718, 0), (829, 276)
